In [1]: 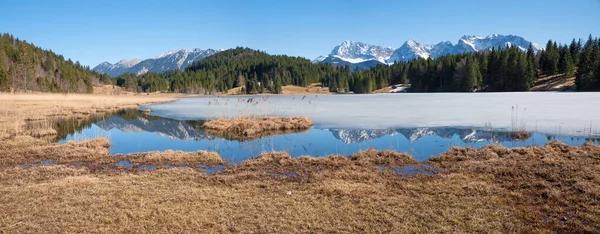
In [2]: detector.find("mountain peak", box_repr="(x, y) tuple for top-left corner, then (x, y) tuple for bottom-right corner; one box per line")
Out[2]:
(327, 40), (395, 64)
(406, 39), (417, 44)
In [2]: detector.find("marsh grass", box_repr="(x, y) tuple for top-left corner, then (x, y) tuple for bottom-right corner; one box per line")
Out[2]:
(510, 104), (531, 140)
(1, 139), (600, 232)
(202, 117), (313, 139)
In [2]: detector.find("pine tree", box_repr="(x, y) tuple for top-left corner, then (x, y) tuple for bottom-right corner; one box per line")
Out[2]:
(515, 53), (531, 91)
(543, 40), (559, 75)
(558, 46), (575, 77)
(273, 74), (282, 94)
(569, 38), (581, 64)
(461, 57), (481, 91)
(576, 35), (596, 90)
(526, 43), (537, 72)
(0, 65), (8, 92)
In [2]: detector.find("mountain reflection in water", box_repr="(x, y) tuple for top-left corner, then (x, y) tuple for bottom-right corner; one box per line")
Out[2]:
(58, 109), (599, 163)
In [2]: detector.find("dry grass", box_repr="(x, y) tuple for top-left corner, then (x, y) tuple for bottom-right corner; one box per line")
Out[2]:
(372, 86), (393, 93)
(427, 141), (600, 232)
(531, 73), (576, 91)
(0, 140), (599, 232)
(91, 84), (126, 95)
(114, 150), (226, 167)
(281, 83), (330, 95)
(0, 92), (177, 139)
(28, 127), (58, 138)
(225, 86), (244, 95)
(0, 136), (225, 170)
(202, 117), (312, 139)
(0, 136), (111, 166)
(510, 130), (531, 140)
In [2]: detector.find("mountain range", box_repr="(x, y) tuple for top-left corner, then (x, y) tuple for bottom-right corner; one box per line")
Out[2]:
(94, 113), (516, 144)
(93, 48), (219, 77)
(93, 34), (543, 76)
(314, 34), (543, 70)
(329, 128), (515, 144)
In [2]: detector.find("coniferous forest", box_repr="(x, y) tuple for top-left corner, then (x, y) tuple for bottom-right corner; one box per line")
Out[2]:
(1, 33), (599, 94)
(0, 33), (109, 93)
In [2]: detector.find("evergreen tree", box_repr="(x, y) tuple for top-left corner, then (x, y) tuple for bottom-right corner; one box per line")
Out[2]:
(558, 46), (575, 77)
(0, 65), (8, 91)
(273, 74), (282, 94)
(542, 40), (559, 75)
(464, 57), (481, 91)
(576, 35), (596, 90)
(569, 38), (581, 64)
(526, 43), (537, 74)
(516, 53), (532, 91)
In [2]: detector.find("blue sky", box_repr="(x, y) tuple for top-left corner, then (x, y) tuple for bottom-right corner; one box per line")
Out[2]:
(1, 0), (599, 67)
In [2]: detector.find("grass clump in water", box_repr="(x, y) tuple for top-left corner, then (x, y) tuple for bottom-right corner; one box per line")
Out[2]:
(202, 117), (312, 139)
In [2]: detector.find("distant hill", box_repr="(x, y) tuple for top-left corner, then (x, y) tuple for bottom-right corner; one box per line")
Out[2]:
(112, 47), (332, 94)
(0, 33), (108, 93)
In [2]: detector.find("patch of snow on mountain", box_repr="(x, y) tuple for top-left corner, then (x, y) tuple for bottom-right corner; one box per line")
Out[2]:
(137, 67), (149, 75)
(312, 55), (327, 63)
(116, 58), (142, 67)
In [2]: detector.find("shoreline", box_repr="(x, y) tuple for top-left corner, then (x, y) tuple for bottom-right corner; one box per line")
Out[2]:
(0, 92), (179, 140)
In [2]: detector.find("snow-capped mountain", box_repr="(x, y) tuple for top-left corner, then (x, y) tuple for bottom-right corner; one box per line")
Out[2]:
(314, 34), (543, 69)
(329, 127), (515, 144)
(96, 115), (215, 141)
(457, 34), (543, 53)
(327, 40), (395, 64)
(312, 41), (394, 70)
(385, 39), (433, 64)
(92, 59), (143, 77)
(93, 48), (219, 77)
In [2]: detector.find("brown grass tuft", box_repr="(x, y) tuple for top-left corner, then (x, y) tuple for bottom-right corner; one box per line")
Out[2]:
(0, 136), (111, 166)
(348, 148), (418, 166)
(115, 150), (225, 167)
(202, 117), (312, 139)
(29, 128), (58, 138)
(510, 130), (531, 140)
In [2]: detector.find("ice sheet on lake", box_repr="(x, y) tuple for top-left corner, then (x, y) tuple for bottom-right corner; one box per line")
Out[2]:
(145, 93), (600, 137)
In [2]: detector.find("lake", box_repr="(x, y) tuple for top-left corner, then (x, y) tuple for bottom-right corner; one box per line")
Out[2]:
(59, 93), (600, 163)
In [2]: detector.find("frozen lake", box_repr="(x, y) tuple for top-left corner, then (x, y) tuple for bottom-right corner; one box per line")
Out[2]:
(60, 93), (600, 163)
(148, 93), (600, 137)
